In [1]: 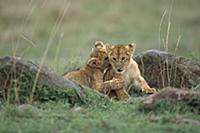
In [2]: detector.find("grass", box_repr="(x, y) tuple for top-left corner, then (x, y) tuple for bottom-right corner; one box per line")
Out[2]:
(0, 99), (200, 133)
(0, 0), (200, 132)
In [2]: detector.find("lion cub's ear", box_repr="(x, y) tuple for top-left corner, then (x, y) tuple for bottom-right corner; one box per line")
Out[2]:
(95, 41), (105, 49)
(126, 43), (136, 54)
(87, 57), (98, 67)
(105, 43), (113, 55)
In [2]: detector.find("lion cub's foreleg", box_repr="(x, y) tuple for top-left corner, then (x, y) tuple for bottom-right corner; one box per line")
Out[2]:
(115, 88), (130, 100)
(95, 78), (125, 93)
(95, 78), (130, 100)
(113, 77), (130, 100)
(103, 71), (130, 100)
(134, 75), (156, 93)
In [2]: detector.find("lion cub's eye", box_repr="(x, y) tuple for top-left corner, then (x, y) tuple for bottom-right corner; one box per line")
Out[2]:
(105, 57), (108, 60)
(122, 57), (125, 61)
(113, 57), (116, 61)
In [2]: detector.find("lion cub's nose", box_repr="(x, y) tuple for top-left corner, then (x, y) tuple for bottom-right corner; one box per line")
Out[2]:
(117, 69), (123, 72)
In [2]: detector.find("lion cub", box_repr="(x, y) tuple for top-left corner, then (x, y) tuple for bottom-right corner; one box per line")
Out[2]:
(104, 43), (156, 99)
(63, 41), (124, 93)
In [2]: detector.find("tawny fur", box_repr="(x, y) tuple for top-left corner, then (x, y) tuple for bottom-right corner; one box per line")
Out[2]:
(104, 43), (156, 100)
(63, 41), (124, 93)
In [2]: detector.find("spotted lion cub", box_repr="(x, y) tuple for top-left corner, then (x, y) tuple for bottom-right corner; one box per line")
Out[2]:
(104, 43), (156, 99)
(63, 41), (124, 93)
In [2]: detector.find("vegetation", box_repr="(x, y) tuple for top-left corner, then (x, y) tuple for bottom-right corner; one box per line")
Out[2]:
(0, 98), (200, 133)
(0, 0), (200, 132)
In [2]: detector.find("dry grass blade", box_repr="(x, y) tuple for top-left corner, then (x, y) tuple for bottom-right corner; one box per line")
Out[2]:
(158, 9), (167, 88)
(30, 1), (71, 103)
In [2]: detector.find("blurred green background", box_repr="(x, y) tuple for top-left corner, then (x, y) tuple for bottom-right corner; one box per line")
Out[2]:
(0, 0), (200, 74)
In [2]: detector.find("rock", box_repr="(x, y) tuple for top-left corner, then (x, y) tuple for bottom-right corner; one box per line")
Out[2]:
(72, 106), (84, 112)
(0, 56), (78, 89)
(134, 49), (200, 89)
(140, 87), (200, 112)
(0, 56), (104, 104)
(17, 104), (40, 117)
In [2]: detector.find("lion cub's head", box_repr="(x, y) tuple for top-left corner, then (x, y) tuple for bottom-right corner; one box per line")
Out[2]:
(87, 41), (110, 71)
(107, 43), (136, 74)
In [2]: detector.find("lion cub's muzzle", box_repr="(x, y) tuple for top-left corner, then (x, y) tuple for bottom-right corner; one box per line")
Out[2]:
(114, 67), (125, 74)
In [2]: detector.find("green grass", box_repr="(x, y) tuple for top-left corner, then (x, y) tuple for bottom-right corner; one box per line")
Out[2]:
(0, 99), (200, 133)
(0, 0), (200, 132)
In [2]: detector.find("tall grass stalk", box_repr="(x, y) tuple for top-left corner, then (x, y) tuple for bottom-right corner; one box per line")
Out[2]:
(30, 1), (71, 103)
(158, 0), (175, 88)
(173, 33), (181, 87)
(8, 0), (36, 104)
(165, 0), (174, 87)
(158, 9), (167, 88)
(54, 32), (64, 72)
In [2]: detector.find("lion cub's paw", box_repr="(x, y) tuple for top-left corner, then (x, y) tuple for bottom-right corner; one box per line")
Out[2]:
(111, 79), (124, 89)
(119, 97), (132, 102)
(143, 87), (157, 94)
